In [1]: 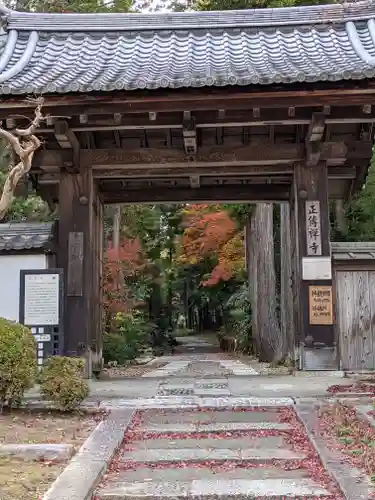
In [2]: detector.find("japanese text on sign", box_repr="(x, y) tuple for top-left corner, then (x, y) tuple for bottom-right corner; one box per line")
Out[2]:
(309, 286), (333, 325)
(305, 201), (322, 256)
(24, 274), (60, 326)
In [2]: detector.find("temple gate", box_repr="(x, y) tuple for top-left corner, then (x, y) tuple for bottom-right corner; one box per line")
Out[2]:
(0, 2), (374, 373)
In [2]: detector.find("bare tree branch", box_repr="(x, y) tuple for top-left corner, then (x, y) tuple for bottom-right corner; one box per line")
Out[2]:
(0, 99), (44, 221)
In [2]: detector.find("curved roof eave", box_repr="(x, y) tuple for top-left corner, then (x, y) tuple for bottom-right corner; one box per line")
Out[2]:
(1, 0), (375, 32)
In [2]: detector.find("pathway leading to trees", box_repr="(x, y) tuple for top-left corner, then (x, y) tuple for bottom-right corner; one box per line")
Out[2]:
(90, 336), (358, 499)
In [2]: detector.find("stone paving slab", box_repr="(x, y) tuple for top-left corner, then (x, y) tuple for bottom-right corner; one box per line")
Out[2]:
(120, 447), (305, 463)
(128, 435), (285, 450)
(219, 360), (260, 376)
(194, 388), (231, 396)
(142, 409), (281, 425)
(142, 422), (291, 433)
(97, 466), (308, 482)
(99, 396), (294, 410)
(0, 443), (74, 461)
(97, 478), (329, 499)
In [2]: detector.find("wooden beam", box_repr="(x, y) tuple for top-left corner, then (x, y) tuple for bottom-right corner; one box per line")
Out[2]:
(6, 105), (375, 133)
(101, 184), (290, 204)
(33, 141), (372, 172)
(92, 165), (294, 178)
(4, 84), (375, 115)
(36, 178), (352, 205)
(37, 166), (356, 183)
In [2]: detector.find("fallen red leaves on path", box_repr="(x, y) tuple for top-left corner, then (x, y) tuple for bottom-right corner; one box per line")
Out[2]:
(327, 383), (375, 394)
(319, 402), (375, 496)
(94, 406), (346, 499)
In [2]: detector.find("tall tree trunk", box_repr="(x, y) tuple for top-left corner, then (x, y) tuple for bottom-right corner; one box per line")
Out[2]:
(334, 199), (347, 234)
(280, 203), (295, 361)
(112, 204), (123, 293)
(251, 203), (285, 363)
(248, 209), (259, 354)
(112, 205), (121, 257)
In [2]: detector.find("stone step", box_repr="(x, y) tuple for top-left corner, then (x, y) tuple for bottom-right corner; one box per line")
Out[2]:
(142, 421), (292, 434)
(120, 447), (305, 464)
(99, 397), (294, 409)
(97, 478), (331, 499)
(141, 409), (281, 426)
(96, 467), (330, 499)
(127, 436), (285, 450)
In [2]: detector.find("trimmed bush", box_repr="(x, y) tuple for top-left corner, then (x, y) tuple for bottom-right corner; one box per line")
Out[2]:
(0, 317), (37, 409)
(39, 356), (89, 411)
(103, 332), (138, 365)
(103, 311), (150, 365)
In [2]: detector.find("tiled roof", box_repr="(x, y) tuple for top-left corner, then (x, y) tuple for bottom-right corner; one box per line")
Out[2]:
(331, 241), (375, 260)
(0, 2), (375, 94)
(0, 222), (55, 252)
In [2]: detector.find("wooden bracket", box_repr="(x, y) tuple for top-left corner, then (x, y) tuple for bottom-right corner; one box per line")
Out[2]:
(305, 112), (326, 166)
(189, 175), (200, 188)
(182, 112), (197, 155)
(54, 120), (80, 172)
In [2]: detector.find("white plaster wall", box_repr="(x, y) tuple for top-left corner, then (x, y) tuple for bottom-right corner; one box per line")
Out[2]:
(0, 254), (47, 322)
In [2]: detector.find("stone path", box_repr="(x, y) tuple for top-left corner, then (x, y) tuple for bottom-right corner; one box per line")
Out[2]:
(95, 406), (335, 499)
(93, 335), (344, 499)
(144, 358), (259, 379)
(43, 335), (365, 499)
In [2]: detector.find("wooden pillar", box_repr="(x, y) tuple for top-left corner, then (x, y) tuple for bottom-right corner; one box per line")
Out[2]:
(292, 161), (337, 370)
(91, 185), (104, 374)
(58, 168), (103, 377)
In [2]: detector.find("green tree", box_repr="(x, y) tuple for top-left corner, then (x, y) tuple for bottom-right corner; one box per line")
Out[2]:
(194, 0), (332, 10)
(13, 0), (132, 13)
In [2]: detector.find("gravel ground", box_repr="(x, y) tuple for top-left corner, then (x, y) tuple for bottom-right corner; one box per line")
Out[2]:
(0, 409), (103, 500)
(226, 354), (294, 376)
(100, 361), (168, 379)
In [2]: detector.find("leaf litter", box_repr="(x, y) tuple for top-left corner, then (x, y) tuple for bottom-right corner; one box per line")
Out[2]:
(98, 406), (345, 499)
(0, 408), (105, 500)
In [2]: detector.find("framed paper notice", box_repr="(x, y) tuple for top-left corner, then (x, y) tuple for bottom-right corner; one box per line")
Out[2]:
(20, 269), (63, 327)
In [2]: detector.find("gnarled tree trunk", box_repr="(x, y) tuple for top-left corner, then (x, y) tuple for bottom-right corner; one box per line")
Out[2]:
(0, 100), (44, 221)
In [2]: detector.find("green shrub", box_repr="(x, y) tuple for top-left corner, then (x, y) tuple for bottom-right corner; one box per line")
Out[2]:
(0, 317), (37, 409)
(104, 311), (150, 364)
(223, 285), (253, 354)
(39, 356), (89, 411)
(103, 332), (138, 364)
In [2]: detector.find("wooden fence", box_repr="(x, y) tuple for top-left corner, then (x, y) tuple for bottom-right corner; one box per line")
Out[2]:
(332, 242), (375, 371)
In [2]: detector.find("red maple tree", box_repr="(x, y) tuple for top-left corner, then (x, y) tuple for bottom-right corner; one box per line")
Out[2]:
(179, 204), (244, 286)
(103, 237), (145, 314)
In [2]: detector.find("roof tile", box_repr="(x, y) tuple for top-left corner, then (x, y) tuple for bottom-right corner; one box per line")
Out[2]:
(0, 2), (375, 94)
(0, 222), (55, 252)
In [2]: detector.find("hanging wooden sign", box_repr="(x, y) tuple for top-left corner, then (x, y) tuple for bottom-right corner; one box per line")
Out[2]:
(309, 285), (333, 325)
(306, 201), (322, 256)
